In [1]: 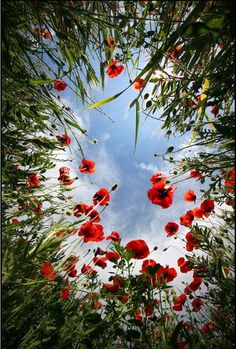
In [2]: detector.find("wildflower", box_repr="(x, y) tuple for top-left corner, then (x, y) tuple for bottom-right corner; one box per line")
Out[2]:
(93, 188), (110, 206)
(173, 294), (187, 311)
(103, 277), (120, 293)
(78, 222), (104, 242)
(133, 78), (145, 90)
(162, 265), (177, 283)
(184, 189), (196, 203)
(56, 134), (72, 146)
(106, 36), (115, 48)
(40, 261), (57, 281)
(42, 28), (51, 39)
(224, 169), (235, 193)
(150, 172), (167, 184)
(180, 210), (194, 227)
(106, 60), (124, 78)
(192, 297), (204, 312)
(27, 173), (40, 187)
(11, 217), (20, 224)
(61, 287), (70, 300)
(192, 207), (204, 218)
(165, 222), (179, 237)
(210, 105), (218, 115)
(147, 181), (176, 209)
(93, 257), (107, 269)
(106, 251), (121, 262)
(79, 158), (95, 174)
(168, 45), (182, 60)
(81, 264), (97, 277)
(201, 322), (216, 333)
(106, 231), (121, 242)
(184, 276), (202, 295)
(185, 231), (201, 251)
(58, 166), (75, 185)
(125, 239), (150, 259)
(200, 199), (215, 216)
(190, 170), (203, 179)
(177, 341), (188, 349)
(54, 80), (67, 91)
(177, 257), (192, 273)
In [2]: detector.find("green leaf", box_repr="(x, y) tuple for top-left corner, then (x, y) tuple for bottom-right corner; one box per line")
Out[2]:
(134, 100), (140, 151)
(64, 117), (87, 134)
(29, 79), (55, 85)
(181, 22), (212, 37)
(204, 16), (226, 30)
(170, 322), (183, 346)
(84, 91), (125, 110)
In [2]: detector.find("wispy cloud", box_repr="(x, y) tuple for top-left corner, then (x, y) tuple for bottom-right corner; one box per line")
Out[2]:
(136, 162), (160, 174)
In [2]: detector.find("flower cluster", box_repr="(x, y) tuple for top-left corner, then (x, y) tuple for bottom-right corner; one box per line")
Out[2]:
(147, 172), (176, 209)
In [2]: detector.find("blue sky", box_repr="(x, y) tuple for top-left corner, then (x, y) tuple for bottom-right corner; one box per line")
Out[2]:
(43, 34), (219, 292)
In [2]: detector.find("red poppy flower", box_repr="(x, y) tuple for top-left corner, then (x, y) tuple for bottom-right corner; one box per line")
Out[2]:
(58, 167), (75, 185)
(201, 322), (216, 333)
(94, 247), (107, 256)
(192, 297), (204, 312)
(93, 257), (107, 269)
(27, 173), (40, 187)
(224, 169), (235, 192)
(61, 287), (70, 300)
(168, 45), (182, 60)
(147, 181), (176, 209)
(40, 261), (57, 281)
(141, 259), (158, 273)
(56, 134), (72, 145)
(120, 293), (129, 304)
(68, 269), (77, 277)
(177, 257), (192, 273)
(42, 28), (51, 39)
(103, 277), (120, 293)
(93, 188), (110, 206)
(173, 294), (187, 312)
(180, 210), (194, 227)
(32, 201), (43, 215)
(81, 264), (97, 277)
(162, 266), (177, 283)
(192, 207), (204, 218)
(87, 208), (101, 223)
(190, 170), (203, 179)
(185, 231), (201, 251)
(177, 341), (187, 349)
(125, 239), (150, 259)
(33, 28), (51, 39)
(184, 276), (202, 295)
(78, 222), (104, 242)
(106, 36), (115, 48)
(54, 80), (67, 91)
(133, 78), (145, 90)
(79, 158), (96, 174)
(106, 60), (124, 78)
(73, 203), (92, 218)
(165, 222), (179, 237)
(150, 172), (167, 184)
(210, 105), (218, 115)
(200, 199), (215, 216)
(106, 251), (121, 262)
(184, 189), (196, 203)
(106, 231), (121, 242)
(11, 217), (20, 224)
(59, 166), (70, 175)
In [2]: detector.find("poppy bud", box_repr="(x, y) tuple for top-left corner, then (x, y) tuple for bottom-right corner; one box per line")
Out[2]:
(111, 184), (118, 191)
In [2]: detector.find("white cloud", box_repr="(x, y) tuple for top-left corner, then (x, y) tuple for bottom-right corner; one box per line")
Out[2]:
(136, 162), (160, 174)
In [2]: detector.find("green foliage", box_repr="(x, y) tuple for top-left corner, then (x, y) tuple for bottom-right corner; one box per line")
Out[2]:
(2, 1), (235, 349)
